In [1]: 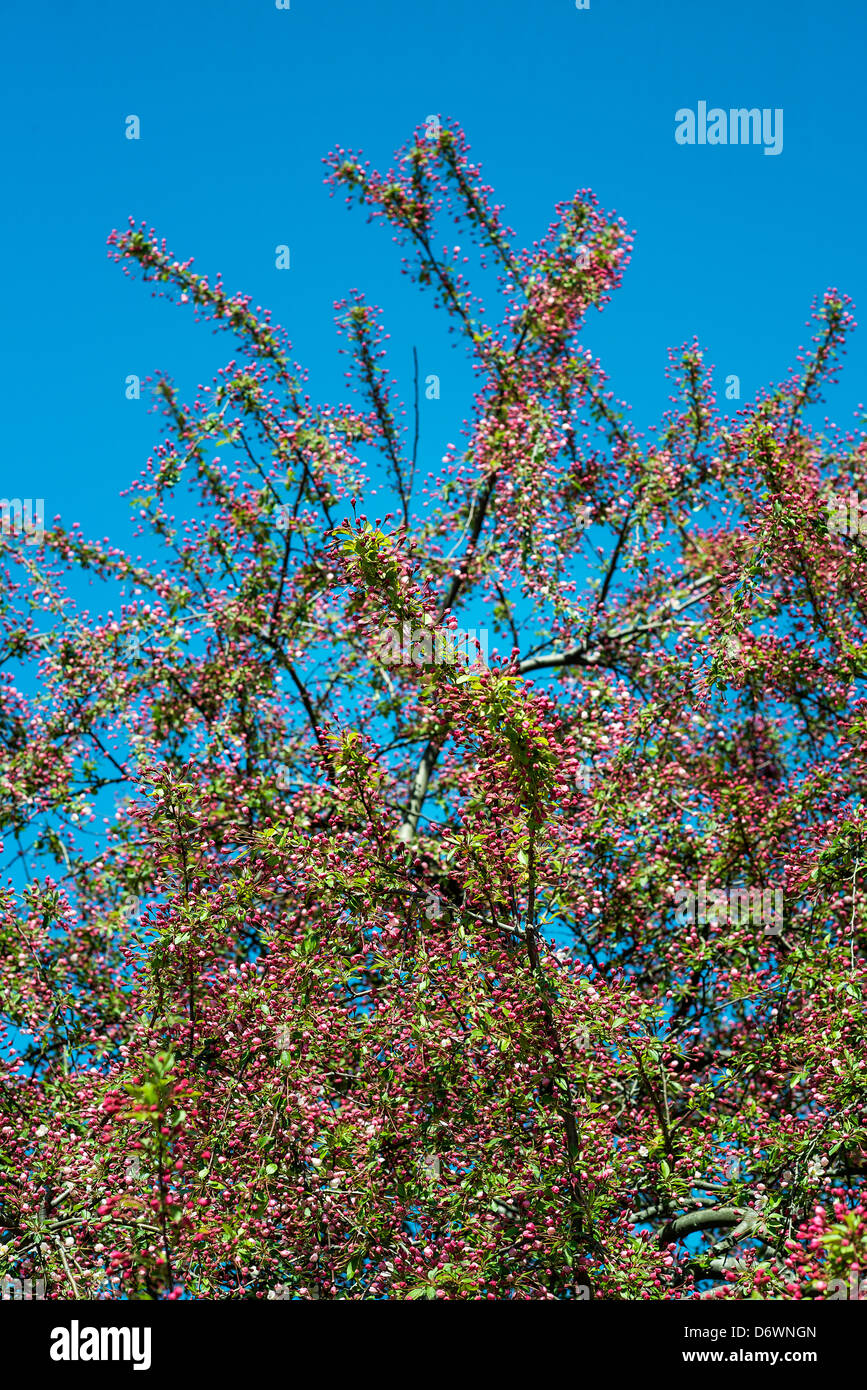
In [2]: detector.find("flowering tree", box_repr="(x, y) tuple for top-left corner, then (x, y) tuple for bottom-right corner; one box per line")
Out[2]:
(1, 121), (866, 1302)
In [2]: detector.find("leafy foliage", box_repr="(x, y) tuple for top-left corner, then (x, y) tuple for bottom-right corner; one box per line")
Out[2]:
(1, 122), (866, 1301)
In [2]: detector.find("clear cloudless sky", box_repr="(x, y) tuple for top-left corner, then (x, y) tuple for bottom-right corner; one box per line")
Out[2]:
(2, 0), (865, 562)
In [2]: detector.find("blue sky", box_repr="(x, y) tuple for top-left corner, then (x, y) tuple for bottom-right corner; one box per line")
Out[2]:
(3, 0), (865, 557)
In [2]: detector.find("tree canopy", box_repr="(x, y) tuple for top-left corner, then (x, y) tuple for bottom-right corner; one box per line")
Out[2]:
(2, 122), (866, 1301)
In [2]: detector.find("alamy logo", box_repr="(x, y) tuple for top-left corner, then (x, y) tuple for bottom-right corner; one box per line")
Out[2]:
(376, 621), (489, 669)
(50, 1320), (152, 1372)
(826, 490), (867, 543)
(1, 1275), (44, 1299)
(827, 1272), (867, 1299)
(121, 632), (145, 662)
(674, 881), (784, 935)
(0, 497), (44, 546)
(675, 103), (783, 156)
